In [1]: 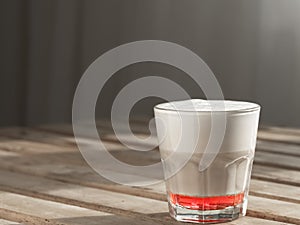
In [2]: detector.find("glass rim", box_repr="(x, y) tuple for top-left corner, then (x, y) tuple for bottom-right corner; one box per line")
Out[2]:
(154, 99), (261, 114)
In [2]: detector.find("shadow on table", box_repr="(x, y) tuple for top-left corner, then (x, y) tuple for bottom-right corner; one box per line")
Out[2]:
(57, 214), (178, 225)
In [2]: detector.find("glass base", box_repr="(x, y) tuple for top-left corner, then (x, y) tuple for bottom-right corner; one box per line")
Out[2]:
(168, 201), (243, 224)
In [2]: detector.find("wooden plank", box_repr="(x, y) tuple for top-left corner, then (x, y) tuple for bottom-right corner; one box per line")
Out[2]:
(36, 124), (75, 135)
(1, 129), (300, 184)
(95, 119), (152, 135)
(37, 122), (300, 144)
(258, 129), (300, 145)
(0, 127), (151, 153)
(0, 127), (300, 222)
(0, 129), (158, 171)
(0, 150), (19, 157)
(27, 126), (300, 172)
(30, 126), (300, 179)
(0, 137), (75, 154)
(2, 127), (300, 174)
(0, 148), (163, 200)
(0, 170), (167, 215)
(229, 217), (293, 225)
(0, 219), (21, 225)
(256, 140), (300, 157)
(0, 126), (75, 146)
(35, 121), (129, 136)
(0, 138), (299, 200)
(260, 126), (300, 136)
(0, 131), (162, 173)
(13, 126), (299, 175)
(0, 136), (299, 187)
(0, 137), (137, 170)
(102, 133), (158, 149)
(0, 191), (158, 225)
(254, 151), (300, 170)
(36, 121), (151, 137)
(0, 210), (291, 225)
(0, 170), (293, 225)
(0, 153), (159, 199)
(247, 196), (300, 224)
(0, 128), (122, 153)
(252, 165), (300, 186)
(249, 179), (300, 204)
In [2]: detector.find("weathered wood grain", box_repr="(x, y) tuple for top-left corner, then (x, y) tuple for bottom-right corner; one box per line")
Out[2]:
(249, 179), (300, 204)
(0, 128), (121, 154)
(256, 140), (300, 157)
(0, 170), (295, 225)
(34, 126), (300, 172)
(0, 170), (168, 215)
(0, 191), (164, 225)
(0, 191), (125, 225)
(254, 151), (300, 170)
(0, 138), (298, 188)
(0, 219), (21, 225)
(0, 125), (300, 172)
(0, 125), (299, 224)
(260, 126), (300, 136)
(258, 129), (300, 145)
(37, 122), (300, 144)
(0, 126), (75, 146)
(2, 127), (300, 173)
(252, 165), (300, 187)
(0, 137), (299, 202)
(247, 196), (300, 224)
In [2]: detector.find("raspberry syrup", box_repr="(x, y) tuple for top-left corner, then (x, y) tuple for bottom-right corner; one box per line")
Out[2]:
(169, 192), (244, 211)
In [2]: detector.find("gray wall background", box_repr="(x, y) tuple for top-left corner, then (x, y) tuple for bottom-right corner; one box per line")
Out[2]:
(1, 0), (300, 127)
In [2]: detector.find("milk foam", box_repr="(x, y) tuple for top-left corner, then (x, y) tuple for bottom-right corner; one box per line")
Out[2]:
(155, 99), (260, 154)
(155, 99), (260, 112)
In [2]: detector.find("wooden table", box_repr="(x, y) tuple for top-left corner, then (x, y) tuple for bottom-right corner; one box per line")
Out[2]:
(0, 122), (299, 225)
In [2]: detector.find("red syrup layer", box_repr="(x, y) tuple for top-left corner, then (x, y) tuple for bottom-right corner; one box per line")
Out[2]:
(169, 192), (244, 211)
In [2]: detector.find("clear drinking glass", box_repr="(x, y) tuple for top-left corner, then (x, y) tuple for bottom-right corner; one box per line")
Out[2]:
(154, 99), (260, 224)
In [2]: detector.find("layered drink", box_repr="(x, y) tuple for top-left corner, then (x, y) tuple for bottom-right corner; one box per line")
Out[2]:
(154, 99), (260, 223)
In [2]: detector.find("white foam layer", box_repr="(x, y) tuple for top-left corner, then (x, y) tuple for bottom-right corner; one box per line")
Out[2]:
(155, 99), (260, 112)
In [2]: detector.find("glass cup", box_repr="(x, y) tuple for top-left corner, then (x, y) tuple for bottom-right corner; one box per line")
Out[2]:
(154, 99), (260, 224)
